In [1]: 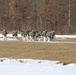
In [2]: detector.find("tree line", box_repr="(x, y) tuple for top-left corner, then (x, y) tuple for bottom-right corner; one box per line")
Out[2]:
(0, 0), (76, 34)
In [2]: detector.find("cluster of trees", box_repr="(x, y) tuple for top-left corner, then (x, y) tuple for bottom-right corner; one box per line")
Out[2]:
(0, 0), (76, 34)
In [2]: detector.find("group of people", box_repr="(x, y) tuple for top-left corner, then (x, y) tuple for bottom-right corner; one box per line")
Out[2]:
(1, 29), (55, 42)
(20, 30), (55, 42)
(1, 29), (18, 40)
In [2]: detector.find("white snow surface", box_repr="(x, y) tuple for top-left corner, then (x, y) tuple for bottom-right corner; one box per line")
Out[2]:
(0, 34), (76, 38)
(0, 34), (76, 41)
(0, 58), (76, 75)
(0, 34), (76, 43)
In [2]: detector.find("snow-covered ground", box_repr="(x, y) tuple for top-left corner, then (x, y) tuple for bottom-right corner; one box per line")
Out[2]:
(0, 34), (76, 38)
(56, 35), (76, 38)
(0, 34), (76, 43)
(0, 34), (76, 75)
(0, 34), (76, 41)
(0, 58), (76, 75)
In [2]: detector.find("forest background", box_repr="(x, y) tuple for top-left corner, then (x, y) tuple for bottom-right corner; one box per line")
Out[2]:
(0, 0), (76, 34)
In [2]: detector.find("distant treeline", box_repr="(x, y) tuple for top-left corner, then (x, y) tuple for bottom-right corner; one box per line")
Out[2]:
(0, 0), (76, 34)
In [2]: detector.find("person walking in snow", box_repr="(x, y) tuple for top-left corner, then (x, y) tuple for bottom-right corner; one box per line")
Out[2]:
(1, 29), (8, 40)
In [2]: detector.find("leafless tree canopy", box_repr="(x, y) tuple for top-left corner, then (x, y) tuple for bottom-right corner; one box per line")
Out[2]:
(0, 0), (76, 34)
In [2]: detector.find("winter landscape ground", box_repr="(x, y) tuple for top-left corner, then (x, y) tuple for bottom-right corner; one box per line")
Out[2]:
(0, 34), (76, 75)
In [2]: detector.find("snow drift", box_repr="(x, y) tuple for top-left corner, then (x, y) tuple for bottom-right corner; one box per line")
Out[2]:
(0, 58), (76, 75)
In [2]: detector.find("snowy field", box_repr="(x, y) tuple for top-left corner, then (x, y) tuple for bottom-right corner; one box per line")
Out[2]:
(0, 34), (76, 44)
(0, 34), (76, 75)
(0, 34), (76, 42)
(0, 58), (76, 75)
(0, 34), (76, 38)
(56, 35), (76, 38)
